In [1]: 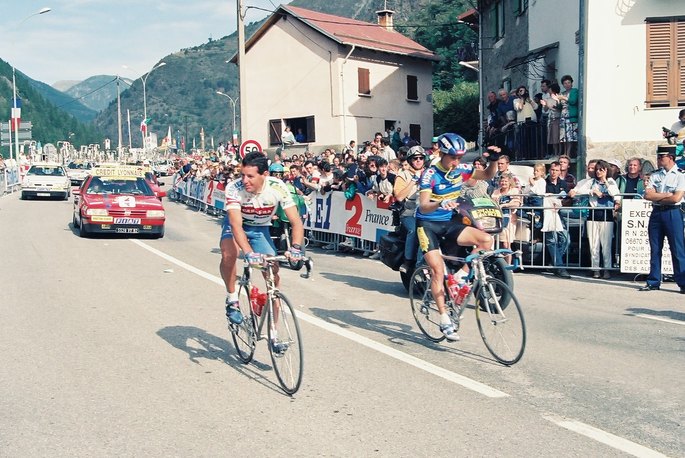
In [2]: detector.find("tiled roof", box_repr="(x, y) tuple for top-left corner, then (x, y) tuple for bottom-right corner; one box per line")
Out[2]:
(246, 5), (439, 62)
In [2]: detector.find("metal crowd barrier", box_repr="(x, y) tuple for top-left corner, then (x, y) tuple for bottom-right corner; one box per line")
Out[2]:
(168, 176), (647, 272)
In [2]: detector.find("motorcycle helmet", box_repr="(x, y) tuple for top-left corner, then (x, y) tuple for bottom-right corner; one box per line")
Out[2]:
(406, 145), (426, 161)
(437, 133), (467, 156)
(268, 163), (285, 173)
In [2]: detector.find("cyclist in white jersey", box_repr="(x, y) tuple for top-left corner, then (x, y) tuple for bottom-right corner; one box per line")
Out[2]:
(220, 152), (305, 325)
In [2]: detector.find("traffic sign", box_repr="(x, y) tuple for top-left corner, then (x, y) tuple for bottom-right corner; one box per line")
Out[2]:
(239, 139), (262, 158)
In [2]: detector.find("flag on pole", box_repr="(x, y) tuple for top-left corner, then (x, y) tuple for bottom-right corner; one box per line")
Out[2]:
(140, 117), (151, 133)
(11, 97), (22, 130)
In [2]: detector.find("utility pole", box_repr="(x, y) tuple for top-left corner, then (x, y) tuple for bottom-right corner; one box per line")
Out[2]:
(116, 76), (123, 161)
(237, 0), (246, 143)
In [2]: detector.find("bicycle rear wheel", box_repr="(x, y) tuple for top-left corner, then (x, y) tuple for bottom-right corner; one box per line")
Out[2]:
(409, 265), (445, 342)
(230, 284), (256, 363)
(474, 278), (526, 365)
(267, 292), (304, 395)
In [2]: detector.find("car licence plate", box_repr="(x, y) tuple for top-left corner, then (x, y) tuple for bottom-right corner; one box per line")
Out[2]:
(114, 218), (141, 224)
(37, 193), (50, 197)
(115, 228), (139, 233)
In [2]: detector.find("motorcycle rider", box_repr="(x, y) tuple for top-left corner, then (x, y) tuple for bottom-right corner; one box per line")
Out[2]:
(416, 133), (499, 341)
(393, 146), (428, 273)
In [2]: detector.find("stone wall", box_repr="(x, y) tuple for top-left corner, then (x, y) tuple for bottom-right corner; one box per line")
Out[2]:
(585, 138), (661, 170)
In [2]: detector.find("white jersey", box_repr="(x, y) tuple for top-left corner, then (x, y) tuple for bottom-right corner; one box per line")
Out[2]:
(225, 176), (295, 226)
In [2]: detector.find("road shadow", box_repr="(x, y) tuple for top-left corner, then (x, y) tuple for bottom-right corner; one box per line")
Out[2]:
(624, 307), (685, 322)
(156, 325), (284, 395)
(308, 307), (500, 366)
(317, 270), (407, 299)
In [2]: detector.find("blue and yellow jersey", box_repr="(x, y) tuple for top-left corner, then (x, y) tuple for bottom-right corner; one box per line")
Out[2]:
(416, 162), (474, 221)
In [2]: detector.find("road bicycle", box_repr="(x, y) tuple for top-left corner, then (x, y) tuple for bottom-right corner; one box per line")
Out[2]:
(229, 254), (313, 395)
(409, 248), (526, 365)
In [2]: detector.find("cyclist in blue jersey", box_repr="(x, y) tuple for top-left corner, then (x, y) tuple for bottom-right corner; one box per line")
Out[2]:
(220, 152), (305, 326)
(416, 133), (500, 341)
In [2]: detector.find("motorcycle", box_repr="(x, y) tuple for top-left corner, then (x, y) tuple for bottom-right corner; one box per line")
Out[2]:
(379, 194), (515, 305)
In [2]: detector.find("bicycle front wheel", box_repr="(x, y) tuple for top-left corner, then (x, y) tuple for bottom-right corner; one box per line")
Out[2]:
(267, 292), (304, 395)
(231, 284), (256, 363)
(409, 265), (445, 342)
(474, 278), (526, 365)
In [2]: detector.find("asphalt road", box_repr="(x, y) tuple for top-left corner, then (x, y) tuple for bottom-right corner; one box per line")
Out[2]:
(0, 191), (682, 457)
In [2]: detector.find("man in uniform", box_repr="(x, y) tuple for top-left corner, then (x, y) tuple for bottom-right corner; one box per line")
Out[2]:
(638, 145), (685, 294)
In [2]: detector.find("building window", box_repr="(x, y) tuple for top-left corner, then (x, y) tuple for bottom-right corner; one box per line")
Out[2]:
(513, 0), (528, 16)
(493, 1), (505, 41)
(409, 124), (421, 145)
(269, 117), (316, 146)
(646, 17), (685, 108)
(406, 75), (418, 101)
(358, 67), (371, 95)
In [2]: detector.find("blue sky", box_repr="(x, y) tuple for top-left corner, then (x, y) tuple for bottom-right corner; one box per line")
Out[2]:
(0, 0), (289, 85)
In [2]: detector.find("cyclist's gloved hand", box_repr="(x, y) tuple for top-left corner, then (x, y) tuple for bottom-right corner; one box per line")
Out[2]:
(439, 199), (458, 210)
(484, 145), (502, 162)
(246, 251), (265, 266)
(288, 243), (304, 261)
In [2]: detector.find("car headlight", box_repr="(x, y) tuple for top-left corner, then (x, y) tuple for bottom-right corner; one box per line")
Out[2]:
(146, 210), (165, 218)
(85, 208), (109, 216)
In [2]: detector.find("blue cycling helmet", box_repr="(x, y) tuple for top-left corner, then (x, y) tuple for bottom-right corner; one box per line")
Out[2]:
(269, 162), (285, 173)
(437, 133), (467, 156)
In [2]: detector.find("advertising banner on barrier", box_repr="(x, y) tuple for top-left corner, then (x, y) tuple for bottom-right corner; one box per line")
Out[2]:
(620, 199), (673, 274)
(169, 175), (393, 242)
(305, 191), (393, 242)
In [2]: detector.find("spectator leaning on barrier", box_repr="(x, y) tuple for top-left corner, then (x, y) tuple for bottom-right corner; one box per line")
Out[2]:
(616, 158), (644, 198)
(570, 160), (620, 279)
(543, 161), (572, 279)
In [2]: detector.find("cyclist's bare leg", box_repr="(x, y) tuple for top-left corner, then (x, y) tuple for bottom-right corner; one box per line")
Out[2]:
(457, 227), (494, 254)
(220, 237), (239, 295)
(423, 249), (448, 314)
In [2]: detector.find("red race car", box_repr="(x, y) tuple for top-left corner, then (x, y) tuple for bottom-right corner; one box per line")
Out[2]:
(72, 165), (166, 238)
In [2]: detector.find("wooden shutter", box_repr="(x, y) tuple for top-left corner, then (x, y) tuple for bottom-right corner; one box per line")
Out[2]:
(269, 119), (282, 146)
(646, 18), (685, 107)
(677, 20), (685, 105)
(306, 116), (316, 142)
(358, 67), (370, 95)
(647, 21), (673, 107)
(407, 75), (418, 101)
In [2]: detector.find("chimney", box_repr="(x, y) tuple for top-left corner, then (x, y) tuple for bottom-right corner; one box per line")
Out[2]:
(376, 8), (394, 32)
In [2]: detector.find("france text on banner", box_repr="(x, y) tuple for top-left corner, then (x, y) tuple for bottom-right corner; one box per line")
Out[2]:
(619, 199), (673, 274)
(306, 191), (393, 242)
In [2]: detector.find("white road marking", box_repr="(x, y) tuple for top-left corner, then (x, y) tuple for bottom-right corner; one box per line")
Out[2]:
(131, 239), (508, 398)
(543, 415), (669, 458)
(632, 313), (684, 326)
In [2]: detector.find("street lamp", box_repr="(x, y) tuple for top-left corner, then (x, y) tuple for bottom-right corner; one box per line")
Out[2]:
(216, 91), (238, 144)
(11, 7), (52, 161)
(141, 62), (166, 123)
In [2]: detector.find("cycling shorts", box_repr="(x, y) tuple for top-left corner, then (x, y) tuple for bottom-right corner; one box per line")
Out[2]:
(416, 217), (468, 254)
(220, 216), (277, 256)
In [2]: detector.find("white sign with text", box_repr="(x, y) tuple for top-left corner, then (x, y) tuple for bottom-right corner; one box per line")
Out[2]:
(620, 199), (673, 274)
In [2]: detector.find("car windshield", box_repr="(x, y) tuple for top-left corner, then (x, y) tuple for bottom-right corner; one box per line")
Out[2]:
(68, 162), (92, 170)
(86, 177), (154, 196)
(28, 166), (65, 176)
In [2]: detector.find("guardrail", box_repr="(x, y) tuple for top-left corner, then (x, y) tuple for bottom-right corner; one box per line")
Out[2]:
(167, 174), (671, 276)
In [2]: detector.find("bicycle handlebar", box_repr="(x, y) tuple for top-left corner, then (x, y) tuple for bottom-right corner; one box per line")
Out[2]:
(249, 254), (314, 279)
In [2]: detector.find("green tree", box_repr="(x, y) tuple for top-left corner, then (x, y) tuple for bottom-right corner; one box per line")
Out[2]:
(433, 81), (479, 141)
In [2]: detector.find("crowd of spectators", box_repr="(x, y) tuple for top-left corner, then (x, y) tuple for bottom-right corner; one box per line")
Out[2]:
(171, 125), (666, 278)
(486, 76), (579, 160)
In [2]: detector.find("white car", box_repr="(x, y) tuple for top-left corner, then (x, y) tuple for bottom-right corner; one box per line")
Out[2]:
(66, 161), (94, 185)
(21, 164), (71, 200)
